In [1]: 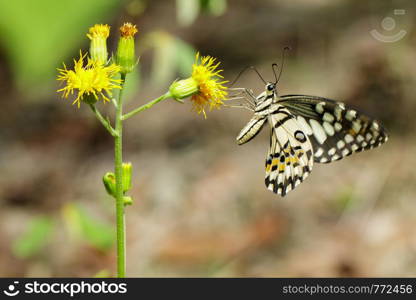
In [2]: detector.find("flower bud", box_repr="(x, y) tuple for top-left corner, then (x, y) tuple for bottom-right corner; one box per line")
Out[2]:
(169, 78), (199, 100)
(122, 162), (132, 193)
(87, 24), (110, 65)
(102, 172), (116, 197)
(123, 196), (133, 206)
(116, 23), (138, 74)
(82, 94), (98, 105)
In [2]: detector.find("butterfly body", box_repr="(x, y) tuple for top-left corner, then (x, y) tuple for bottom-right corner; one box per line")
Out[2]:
(237, 83), (388, 196)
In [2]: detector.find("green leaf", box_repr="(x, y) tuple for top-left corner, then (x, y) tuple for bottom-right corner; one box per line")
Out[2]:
(143, 32), (196, 86)
(62, 203), (114, 251)
(80, 214), (114, 251)
(12, 216), (54, 258)
(176, 0), (200, 27)
(148, 32), (178, 85)
(175, 39), (196, 77)
(204, 0), (227, 16)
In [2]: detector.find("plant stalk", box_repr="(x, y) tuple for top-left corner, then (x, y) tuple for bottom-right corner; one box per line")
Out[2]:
(89, 104), (118, 137)
(122, 92), (173, 120)
(115, 74), (126, 277)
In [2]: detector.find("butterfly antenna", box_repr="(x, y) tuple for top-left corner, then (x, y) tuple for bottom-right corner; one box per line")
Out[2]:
(272, 63), (279, 83)
(274, 46), (291, 84)
(230, 66), (266, 87)
(251, 66), (267, 85)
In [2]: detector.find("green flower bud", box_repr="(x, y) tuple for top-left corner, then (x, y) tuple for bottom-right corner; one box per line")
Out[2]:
(123, 196), (133, 206)
(103, 172), (116, 197)
(87, 24), (110, 65)
(82, 94), (98, 105)
(122, 162), (132, 193)
(169, 78), (199, 100)
(116, 23), (138, 74)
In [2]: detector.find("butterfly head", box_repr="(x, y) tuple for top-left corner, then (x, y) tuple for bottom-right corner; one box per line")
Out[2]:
(265, 82), (277, 97)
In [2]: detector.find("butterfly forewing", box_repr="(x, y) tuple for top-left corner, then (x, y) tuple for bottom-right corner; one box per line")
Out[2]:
(278, 95), (389, 163)
(236, 115), (266, 145)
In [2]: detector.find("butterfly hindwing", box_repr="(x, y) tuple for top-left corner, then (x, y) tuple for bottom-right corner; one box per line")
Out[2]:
(278, 95), (388, 163)
(264, 105), (314, 196)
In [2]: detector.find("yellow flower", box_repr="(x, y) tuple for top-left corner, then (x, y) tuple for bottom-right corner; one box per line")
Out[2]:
(169, 53), (228, 118)
(86, 24), (110, 40)
(191, 53), (228, 117)
(57, 52), (122, 107)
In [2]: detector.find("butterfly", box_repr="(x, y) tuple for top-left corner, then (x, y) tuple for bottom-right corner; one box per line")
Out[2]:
(234, 67), (388, 197)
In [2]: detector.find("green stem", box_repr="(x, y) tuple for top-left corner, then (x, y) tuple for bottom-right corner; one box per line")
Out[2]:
(115, 74), (126, 277)
(89, 104), (118, 137)
(122, 92), (173, 121)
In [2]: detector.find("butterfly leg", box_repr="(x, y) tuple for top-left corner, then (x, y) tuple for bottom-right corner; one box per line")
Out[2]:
(228, 87), (257, 108)
(223, 102), (254, 112)
(229, 87), (256, 100)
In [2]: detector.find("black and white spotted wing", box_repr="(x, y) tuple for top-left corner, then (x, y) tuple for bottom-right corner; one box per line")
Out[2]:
(235, 83), (388, 197)
(278, 95), (389, 163)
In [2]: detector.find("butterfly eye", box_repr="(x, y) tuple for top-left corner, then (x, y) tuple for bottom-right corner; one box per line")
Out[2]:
(267, 84), (275, 91)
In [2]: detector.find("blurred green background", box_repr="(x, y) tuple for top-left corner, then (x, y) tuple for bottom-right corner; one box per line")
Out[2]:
(0, 0), (415, 277)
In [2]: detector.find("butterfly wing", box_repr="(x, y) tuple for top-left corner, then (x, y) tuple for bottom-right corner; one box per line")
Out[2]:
(279, 95), (388, 163)
(264, 105), (314, 196)
(236, 115), (267, 145)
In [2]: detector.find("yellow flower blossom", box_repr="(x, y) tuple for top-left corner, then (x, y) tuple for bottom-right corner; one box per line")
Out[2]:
(57, 52), (122, 107)
(169, 53), (228, 118)
(86, 24), (110, 40)
(191, 53), (228, 117)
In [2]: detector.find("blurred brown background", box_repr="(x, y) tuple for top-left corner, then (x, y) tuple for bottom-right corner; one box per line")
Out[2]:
(0, 0), (415, 277)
